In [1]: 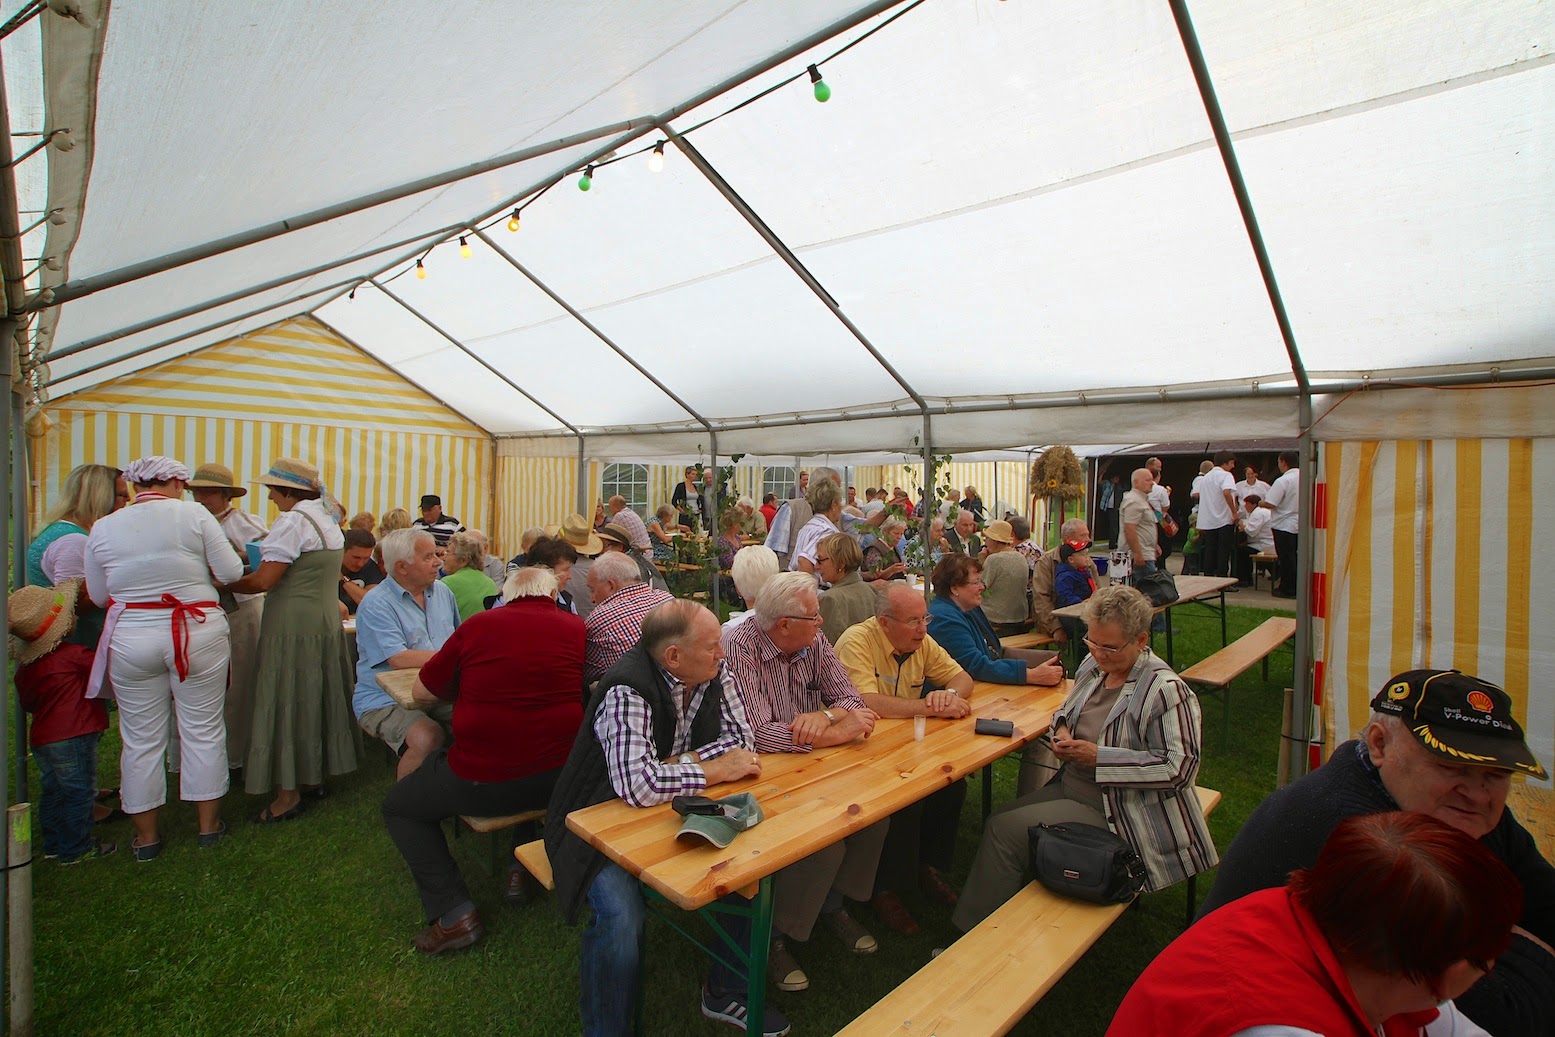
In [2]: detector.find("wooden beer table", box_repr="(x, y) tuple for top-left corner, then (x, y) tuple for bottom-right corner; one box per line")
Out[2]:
(1052, 574), (1238, 666)
(566, 679), (1069, 1036)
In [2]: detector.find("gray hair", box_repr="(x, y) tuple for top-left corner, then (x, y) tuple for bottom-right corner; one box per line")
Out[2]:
(589, 550), (642, 586)
(445, 531), (485, 570)
(956, 508), (975, 524)
(1060, 518), (1088, 541)
(874, 581), (920, 619)
(881, 515), (907, 535)
(731, 545), (780, 603)
(502, 565), (559, 601)
(755, 570), (819, 628)
(1081, 583), (1154, 641)
(381, 528), (432, 574)
(736, 495), (754, 510)
(806, 477), (842, 514)
(641, 599), (707, 660)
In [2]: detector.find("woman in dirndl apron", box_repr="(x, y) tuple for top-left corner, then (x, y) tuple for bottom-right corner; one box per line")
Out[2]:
(83, 456), (243, 861)
(227, 458), (358, 824)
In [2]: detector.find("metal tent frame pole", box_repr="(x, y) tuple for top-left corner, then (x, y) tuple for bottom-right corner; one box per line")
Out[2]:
(1170, 0), (1315, 780)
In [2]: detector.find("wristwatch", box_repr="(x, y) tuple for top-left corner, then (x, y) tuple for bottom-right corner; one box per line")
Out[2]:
(821, 708), (836, 722)
(677, 753), (696, 765)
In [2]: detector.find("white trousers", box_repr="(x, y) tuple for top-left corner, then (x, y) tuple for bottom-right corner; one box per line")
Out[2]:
(111, 612), (232, 814)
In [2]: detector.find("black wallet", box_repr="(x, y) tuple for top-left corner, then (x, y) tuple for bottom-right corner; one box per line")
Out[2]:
(671, 795), (723, 817)
(974, 718), (1015, 738)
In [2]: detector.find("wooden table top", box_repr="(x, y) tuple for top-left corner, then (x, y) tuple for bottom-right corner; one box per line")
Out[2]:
(1051, 575), (1238, 620)
(998, 630), (1057, 650)
(373, 668), (421, 709)
(566, 679), (1068, 911)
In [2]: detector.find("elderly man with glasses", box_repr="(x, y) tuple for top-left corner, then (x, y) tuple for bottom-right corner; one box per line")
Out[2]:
(835, 582), (973, 934)
(722, 571), (888, 997)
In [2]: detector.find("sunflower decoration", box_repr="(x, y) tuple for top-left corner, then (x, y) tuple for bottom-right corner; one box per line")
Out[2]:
(1029, 446), (1086, 501)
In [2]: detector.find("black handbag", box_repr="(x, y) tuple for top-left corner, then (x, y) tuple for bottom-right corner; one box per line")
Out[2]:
(1027, 822), (1147, 905)
(1133, 568), (1179, 607)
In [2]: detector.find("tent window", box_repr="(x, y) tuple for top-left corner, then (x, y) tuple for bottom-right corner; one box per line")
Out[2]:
(763, 466), (796, 501)
(602, 463), (649, 518)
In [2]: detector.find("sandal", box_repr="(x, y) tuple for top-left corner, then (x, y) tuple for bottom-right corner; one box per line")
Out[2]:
(253, 803), (305, 824)
(198, 821), (228, 848)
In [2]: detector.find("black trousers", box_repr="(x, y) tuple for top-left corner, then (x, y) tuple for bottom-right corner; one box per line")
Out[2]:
(1274, 528), (1299, 596)
(1198, 525), (1235, 578)
(874, 779), (968, 894)
(382, 748), (560, 922)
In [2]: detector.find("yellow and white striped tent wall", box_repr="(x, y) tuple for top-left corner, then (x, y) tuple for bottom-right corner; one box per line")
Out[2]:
(32, 317), (495, 542)
(1315, 438), (1554, 800)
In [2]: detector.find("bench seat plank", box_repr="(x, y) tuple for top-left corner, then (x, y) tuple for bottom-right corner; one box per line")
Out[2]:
(513, 840), (555, 891)
(998, 631), (1057, 650)
(837, 787), (1220, 1037)
(1180, 617), (1295, 688)
(461, 809), (545, 834)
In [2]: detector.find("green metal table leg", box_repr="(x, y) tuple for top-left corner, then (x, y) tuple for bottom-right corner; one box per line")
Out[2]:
(745, 877), (774, 1037)
(1219, 590), (1228, 645)
(1165, 606), (1176, 667)
(981, 763), (993, 823)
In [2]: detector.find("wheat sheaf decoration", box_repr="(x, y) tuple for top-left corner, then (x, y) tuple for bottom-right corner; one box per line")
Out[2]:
(1029, 446), (1086, 502)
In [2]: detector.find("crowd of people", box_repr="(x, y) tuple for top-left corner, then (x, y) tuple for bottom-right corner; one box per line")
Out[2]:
(8, 456), (1550, 1037)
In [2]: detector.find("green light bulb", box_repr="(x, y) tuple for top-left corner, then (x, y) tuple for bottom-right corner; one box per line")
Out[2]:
(578, 172), (592, 191)
(813, 78), (831, 103)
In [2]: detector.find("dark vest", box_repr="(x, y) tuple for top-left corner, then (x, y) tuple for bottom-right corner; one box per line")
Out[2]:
(544, 640), (728, 924)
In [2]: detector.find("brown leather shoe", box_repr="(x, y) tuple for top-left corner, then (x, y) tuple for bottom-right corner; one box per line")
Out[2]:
(413, 910), (484, 955)
(870, 892), (921, 935)
(919, 865), (959, 907)
(505, 867), (536, 905)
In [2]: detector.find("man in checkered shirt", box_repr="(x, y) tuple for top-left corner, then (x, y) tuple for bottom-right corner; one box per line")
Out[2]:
(583, 552), (672, 682)
(721, 571), (888, 996)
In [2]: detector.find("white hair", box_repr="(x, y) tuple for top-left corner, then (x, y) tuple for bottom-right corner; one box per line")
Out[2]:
(381, 528), (432, 574)
(956, 508), (975, 524)
(881, 516), (907, 534)
(503, 565), (559, 601)
(754, 570), (819, 628)
(589, 550), (642, 586)
(1060, 518), (1088, 540)
(736, 495), (754, 510)
(732, 545), (780, 603)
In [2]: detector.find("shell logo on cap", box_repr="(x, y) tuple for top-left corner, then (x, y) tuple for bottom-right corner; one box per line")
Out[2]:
(1387, 681), (1412, 701)
(1467, 690), (1494, 713)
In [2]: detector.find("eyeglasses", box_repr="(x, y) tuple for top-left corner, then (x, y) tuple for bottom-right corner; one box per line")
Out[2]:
(882, 614), (928, 628)
(784, 613), (823, 624)
(1082, 637), (1133, 656)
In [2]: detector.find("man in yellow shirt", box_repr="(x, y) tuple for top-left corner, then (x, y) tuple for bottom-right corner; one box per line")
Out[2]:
(834, 583), (973, 935)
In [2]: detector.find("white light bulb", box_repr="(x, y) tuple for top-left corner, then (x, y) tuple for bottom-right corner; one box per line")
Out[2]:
(647, 142), (666, 174)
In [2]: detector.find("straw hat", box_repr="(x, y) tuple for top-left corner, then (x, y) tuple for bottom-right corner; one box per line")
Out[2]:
(253, 458), (320, 492)
(596, 523), (633, 550)
(548, 513), (603, 556)
(982, 519), (1015, 545)
(7, 580), (81, 665)
(186, 463), (247, 497)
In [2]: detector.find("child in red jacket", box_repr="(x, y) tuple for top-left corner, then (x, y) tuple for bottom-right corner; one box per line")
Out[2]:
(8, 580), (114, 864)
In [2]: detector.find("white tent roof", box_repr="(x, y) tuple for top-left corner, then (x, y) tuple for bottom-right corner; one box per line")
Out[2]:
(17, 0), (1554, 455)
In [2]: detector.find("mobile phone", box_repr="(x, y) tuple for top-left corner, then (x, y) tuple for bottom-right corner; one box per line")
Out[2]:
(672, 795), (723, 817)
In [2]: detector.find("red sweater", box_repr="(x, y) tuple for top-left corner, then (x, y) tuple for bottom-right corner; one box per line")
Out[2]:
(1107, 888), (1440, 1037)
(418, 595), (585, 783)
(16, 644), (107, 747)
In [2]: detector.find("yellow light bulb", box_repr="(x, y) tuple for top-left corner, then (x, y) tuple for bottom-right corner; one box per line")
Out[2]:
(415, 260), (427, 280)
(459, 236), (472, 259)
(507, 211), (521, 232)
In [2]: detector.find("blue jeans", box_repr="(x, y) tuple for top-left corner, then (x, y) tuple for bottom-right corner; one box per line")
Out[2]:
(580, 861), (751, 1036)
(33, 732), (101, 859)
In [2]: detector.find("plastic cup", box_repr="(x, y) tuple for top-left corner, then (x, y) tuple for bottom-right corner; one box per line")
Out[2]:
(913, 715), (927, 741)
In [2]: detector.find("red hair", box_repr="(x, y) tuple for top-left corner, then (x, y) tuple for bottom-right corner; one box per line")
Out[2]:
(1289, 812), (1520, 993)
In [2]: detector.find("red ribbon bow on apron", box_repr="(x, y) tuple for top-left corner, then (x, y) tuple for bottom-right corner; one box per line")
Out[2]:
(121, 594), (218, 680)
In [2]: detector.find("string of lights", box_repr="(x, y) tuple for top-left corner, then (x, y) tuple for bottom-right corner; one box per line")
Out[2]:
(360, 0), (928, 290)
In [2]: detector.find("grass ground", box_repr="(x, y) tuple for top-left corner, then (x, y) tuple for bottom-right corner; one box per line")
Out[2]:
(16, 599), (1293, 1036)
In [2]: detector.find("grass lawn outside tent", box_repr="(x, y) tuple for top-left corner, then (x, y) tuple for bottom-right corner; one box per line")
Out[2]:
(17, 601), (1294, 1036)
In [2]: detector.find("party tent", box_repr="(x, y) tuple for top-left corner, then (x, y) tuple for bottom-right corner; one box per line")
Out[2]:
(4, 1), (1553, 793)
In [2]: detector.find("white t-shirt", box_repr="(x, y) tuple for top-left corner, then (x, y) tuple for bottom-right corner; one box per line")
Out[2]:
(1235, 478), (1271, 505)
(40, 532), (88, 583)
(1190, 474), (1205, 500)
(789, 514), (840, 572)
(1265, 468), (1300, 533)
(1242, 507), (1275, 553)
(1148, 481), (1170, 514)
(260, 498), (345, 563)
(84, 497), (243, 609)
(1198, 467), (1237, 531)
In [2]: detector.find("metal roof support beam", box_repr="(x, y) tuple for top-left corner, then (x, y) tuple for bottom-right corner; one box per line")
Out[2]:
(46, 277), (362, 391)
(29, 119), (652, 312)
(47, 224), (468, 362)
(1171, 0), (1314, 779)
(472, 230), (714, 435)
(371, 278), (580, 438)
(306, 1), (914, 319)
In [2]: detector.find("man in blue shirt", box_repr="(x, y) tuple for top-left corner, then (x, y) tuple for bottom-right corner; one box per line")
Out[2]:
(354, 528), (461, 779)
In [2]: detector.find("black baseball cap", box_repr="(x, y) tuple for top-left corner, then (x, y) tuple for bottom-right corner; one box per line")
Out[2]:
(419, 494), (441, 509)
(1370, 669), (1547, 780)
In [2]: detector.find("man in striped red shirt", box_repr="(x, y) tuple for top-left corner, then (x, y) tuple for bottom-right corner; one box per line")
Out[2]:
(721, 571), (888, 997)
(583, 552), (672, 682)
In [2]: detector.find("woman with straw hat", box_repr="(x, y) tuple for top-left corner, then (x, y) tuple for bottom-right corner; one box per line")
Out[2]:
(227, 458), (358, 823)
(187, 462), (269, 772)
(84, 456), (243, 860)
(26, 463), (129, 649)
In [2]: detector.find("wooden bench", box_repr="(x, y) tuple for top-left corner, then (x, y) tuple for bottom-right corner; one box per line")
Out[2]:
(837, 787), (1221, 1037)
(513, 839), (554, 891)
(453, 809), (545, 876)
(1181, 617), (1296, 748)
(997, 630), (1058, 651)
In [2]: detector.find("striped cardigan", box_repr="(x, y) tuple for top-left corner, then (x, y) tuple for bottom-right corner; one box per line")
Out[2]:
(1052, 649), (1218, 891)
